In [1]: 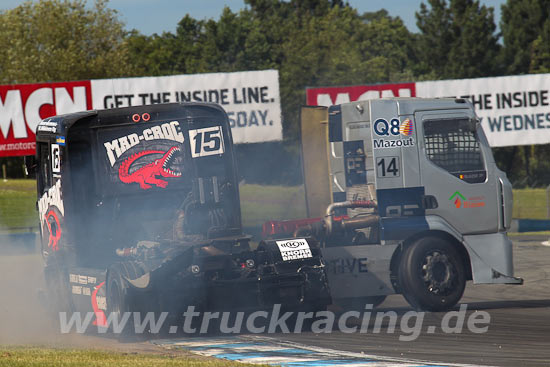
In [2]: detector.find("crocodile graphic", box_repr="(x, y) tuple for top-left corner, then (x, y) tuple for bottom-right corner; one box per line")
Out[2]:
(118, 146), (182, 189)
(44, 208), (62, 251)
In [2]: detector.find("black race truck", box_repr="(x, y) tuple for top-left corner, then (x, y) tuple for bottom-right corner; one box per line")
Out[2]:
(32, 102), (330, 330)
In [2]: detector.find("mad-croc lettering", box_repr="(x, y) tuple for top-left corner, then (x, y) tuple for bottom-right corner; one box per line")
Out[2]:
(105, 121), (184, 166)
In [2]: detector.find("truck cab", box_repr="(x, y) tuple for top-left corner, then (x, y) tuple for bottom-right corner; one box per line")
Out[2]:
(265, 98), (521, 311)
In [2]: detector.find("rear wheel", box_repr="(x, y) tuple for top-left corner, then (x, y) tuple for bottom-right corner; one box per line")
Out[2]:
(398, 236), (466, 312)
(106, 262), (145, 338)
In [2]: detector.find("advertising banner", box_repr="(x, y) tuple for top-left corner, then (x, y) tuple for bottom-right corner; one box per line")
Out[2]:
(0, 70), (282, 157)
(416, 74), (550, 147)
(306, 73), (550, 147)
(91, 70), (282, 145)
(306, 82), (416, 106)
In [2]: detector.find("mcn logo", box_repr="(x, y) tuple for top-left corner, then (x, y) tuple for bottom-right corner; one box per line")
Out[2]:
(373, 118), (414, 137)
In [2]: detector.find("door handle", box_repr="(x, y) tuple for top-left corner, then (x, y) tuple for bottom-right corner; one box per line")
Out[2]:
(422, 195), (438, 209)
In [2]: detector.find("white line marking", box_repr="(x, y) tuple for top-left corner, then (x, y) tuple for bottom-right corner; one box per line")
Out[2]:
(154, 335), (496, 367)
(243, 335), (494, 367)
(158, 338), (238, 347)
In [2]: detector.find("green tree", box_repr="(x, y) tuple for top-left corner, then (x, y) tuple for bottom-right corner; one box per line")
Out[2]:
(529, 18), (550, 73)
(415, 0), (501, 79)
(498, 0), (550, 186)
(128, 1), (415, 141)
(126, 0), (416, 183)
(0, 0), (137, 84)
(280, 7), (415, 139)
(500, 0), (550, 74)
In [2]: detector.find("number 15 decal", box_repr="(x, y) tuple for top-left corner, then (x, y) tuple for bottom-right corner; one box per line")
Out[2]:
(376, 156), (400, 178)
(189, 126), (225, 158)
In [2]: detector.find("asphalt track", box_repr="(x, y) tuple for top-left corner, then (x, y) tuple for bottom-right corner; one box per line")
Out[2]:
(1, 235), (549, 366)
(272, 236), (550, 367)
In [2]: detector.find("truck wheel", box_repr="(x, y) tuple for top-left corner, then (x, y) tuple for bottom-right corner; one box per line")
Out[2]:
(106, 262), (144, 337)
(398, 236), (466, 312)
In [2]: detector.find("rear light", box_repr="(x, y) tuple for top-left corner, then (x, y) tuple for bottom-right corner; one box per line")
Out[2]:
(131, 113), (151, 123)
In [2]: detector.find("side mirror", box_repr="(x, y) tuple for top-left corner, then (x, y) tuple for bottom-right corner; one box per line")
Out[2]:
(23, 155), (37, 177)
(469, 117), (480, 132)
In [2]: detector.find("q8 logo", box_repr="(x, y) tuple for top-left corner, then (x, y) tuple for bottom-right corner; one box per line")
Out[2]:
(373, 118), (413, 137)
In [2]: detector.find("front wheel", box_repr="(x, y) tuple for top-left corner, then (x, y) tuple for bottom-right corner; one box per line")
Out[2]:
(398, 236), (466, 312)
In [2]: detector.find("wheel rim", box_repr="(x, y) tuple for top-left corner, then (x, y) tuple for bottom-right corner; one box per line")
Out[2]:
(420, 250), (457, 296)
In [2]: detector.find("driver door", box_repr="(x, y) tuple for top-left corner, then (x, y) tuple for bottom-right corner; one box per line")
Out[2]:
(416, 110), (498, 235)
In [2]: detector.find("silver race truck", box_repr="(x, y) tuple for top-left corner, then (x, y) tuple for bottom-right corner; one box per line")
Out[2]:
(264, 98), (522, 311)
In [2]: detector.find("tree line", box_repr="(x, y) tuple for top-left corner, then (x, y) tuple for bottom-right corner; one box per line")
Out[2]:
(0, 0), (549, 185)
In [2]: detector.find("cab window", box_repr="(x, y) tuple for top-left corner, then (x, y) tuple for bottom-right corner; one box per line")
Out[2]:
(37, 142), (52, 194)
(423, 118), (486, 183)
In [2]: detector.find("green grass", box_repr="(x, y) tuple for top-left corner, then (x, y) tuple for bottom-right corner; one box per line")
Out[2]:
(509, 231), (550, 237)
(239, 183), (306, 228)
(512, 188), (549, 220)
(0, 180), (307, 233)
(0, 180), (547, 233)
(0, 179), (37, 231)
(0, 180), (308, 233)
(0, 347), (263, 367)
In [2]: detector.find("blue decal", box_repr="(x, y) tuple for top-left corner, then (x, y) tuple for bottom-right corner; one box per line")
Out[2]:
(56, 136), (66, 146)
(377, 187), (428, 241)
(377, 187), (425, 218)
(344, 140), (367, 187)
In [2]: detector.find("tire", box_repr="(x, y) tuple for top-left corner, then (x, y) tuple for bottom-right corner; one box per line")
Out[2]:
(398, 236), (466, 312)
(106, 262), (145, 338)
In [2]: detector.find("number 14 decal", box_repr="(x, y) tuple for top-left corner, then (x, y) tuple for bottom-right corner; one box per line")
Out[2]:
(376, 156), (400, 177)
(189, 126), (225, 158)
